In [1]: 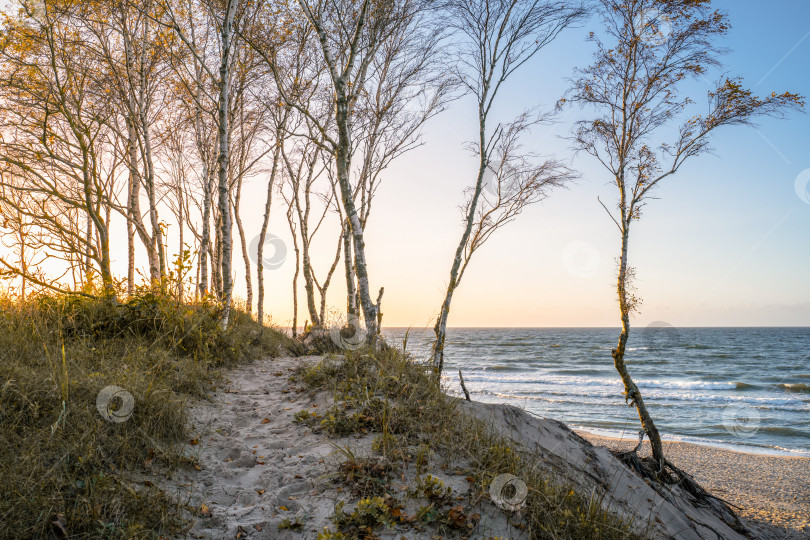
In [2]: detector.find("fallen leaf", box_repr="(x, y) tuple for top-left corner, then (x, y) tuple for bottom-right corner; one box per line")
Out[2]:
(261, 418), (270, 424)
(190, 439), (199, 446)
(448, 505), (466, 527)
(257, 489), (265, 495)
(200, 503), (211, 517)
(279, 505), (288, 511)
(256, 461), (265, 465)
(194, 464), (202, 471)
(52, 513), (68, 538)
(294, 474), (303, 479)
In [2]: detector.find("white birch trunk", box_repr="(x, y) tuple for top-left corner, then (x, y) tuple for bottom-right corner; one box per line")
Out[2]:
(432, 108), (489, 374)
(216, 0), (238, 328)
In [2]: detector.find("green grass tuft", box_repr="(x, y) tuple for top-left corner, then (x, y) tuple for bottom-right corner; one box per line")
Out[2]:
(294, 347), (648, 540)
(0, 291), (294, 538)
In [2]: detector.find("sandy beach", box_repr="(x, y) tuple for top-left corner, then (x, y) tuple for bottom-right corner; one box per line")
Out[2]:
(579, 432), (810, 540)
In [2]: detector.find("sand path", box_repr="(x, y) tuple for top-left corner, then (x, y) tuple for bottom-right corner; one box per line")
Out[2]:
(165, 355), (343, 538)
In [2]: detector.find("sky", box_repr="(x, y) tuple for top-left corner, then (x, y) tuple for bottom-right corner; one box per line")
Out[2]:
(5, 1), (810, 328)
(304, 0), (810, 329)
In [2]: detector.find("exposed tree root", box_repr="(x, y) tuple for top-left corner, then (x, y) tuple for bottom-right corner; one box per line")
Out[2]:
(614, 447), (749, 536)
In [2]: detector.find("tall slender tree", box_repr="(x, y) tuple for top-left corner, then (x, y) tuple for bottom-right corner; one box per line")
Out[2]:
(569, 0), (803, 476)
(431, 0), (585, 374)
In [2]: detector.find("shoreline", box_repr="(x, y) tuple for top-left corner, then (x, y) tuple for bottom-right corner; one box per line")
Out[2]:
(578, 431), (810, 539)
(574, 426), (810, 458)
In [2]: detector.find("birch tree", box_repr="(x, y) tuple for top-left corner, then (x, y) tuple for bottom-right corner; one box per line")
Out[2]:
(281, 126), (342, 328)
(0, 1), (123, 293)
(431, 0), (584, 374)
(568, 0), (803, 477)
(212, 0), (239, 327)
(158, 0), (244, 325)
(82, 0), (170, 290)
(290, 0), (436, 342)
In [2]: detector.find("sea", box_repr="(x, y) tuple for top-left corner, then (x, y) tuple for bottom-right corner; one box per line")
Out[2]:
(381, 327), (810, 457)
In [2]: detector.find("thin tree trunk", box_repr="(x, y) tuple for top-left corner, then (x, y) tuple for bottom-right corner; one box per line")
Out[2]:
(614, 218), (665, 473)
(432, 107), (489, 375)
(18, 213), (26, 301)
(334, 88), (377, 340)
(289, 210), (300, 337)
(298, 190), (320, 327)
(318, 230), (343, 324)
(122, 9), (157, 290)
(199, 166), (212, 296)
(137, 14), (164, 287)
(342, 218), (357, 320)
(85, 213), (92, 285)
(213, 208), (223, 299)
(215, 0), (237, 328)
(126, 118), (158, 284)
(233, 178), (252, 316)
(126, 173), (136, 296)
(177, 185), (184, 301)
(256, 146), (280, 326)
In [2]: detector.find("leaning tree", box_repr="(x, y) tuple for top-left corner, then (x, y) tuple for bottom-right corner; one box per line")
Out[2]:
(568, 0), (803, 477)
(431, 0), (585, 376)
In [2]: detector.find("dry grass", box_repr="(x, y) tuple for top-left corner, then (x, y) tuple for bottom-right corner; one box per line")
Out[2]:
(294, 347), (649, 540)
(0, 290), (294, 539)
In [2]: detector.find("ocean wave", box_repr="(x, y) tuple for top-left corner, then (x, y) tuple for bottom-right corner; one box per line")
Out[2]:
(465, 374), (758, 393)
(778, 383), (810, 394)
(469, 383), (807, 410)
